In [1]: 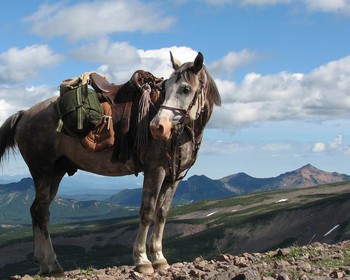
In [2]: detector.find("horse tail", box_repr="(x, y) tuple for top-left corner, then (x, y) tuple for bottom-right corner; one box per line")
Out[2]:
(0, 110), (24, 164)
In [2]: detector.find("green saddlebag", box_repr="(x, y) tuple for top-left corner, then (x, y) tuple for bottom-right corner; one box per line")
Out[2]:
(56, 84), (103, 137)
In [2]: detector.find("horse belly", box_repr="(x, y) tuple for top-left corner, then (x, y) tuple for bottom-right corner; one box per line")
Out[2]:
(63, 141), (137, 176)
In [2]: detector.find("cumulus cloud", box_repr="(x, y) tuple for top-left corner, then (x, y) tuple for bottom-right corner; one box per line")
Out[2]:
(70, 39), (140, 66)
(311, 134), (350, 155)
(96, 46), (198, 82)
(208, 49), (256, 77)
(0, 45), (63, 82)
(24, 0), (175, 41)
(0, 85), (58, 123)
(210, 55), (350, 130)
(312, 142), (326, 153)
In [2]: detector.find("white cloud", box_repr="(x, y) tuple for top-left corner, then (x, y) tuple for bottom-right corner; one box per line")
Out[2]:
(0, 85), (58, 123)
(24, 0), (175, 41)
(329, 134), (343, 149)
(312, 142), (326, 153)
(70, 39), (139, 66)
(311, 134), (350, 154)
(0, 45), (63, 82)
(96, 46), (198, 82)
(208, 49), (256, 77)
(302, 0), (350, 14)
(210, 55), (350, 130)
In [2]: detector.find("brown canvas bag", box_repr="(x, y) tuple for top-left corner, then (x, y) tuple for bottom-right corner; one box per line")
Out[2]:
(81, 102), (114, 152)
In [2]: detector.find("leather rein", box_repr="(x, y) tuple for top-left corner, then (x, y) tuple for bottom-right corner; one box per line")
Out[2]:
(161, 74), (206, 183)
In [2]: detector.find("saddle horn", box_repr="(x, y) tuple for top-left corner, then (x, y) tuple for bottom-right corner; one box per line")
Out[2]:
(131, 71), (143, 90)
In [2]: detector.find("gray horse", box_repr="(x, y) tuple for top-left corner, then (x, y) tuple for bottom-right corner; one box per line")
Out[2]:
(0, 52), (221, 275)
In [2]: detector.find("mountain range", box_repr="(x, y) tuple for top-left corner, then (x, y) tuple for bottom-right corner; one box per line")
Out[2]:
(1, 164), (349, 224)
(0, 178), (138, 224)
(109, 164), (350, 206)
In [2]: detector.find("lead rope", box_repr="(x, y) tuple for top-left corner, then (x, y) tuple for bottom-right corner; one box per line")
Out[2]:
(166, 123), (202, 183)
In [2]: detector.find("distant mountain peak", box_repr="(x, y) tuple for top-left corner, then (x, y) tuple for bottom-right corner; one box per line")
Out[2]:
(299, 164), (319, 171)
(276, 164), (350, 189)
(301, 163), (313, 168)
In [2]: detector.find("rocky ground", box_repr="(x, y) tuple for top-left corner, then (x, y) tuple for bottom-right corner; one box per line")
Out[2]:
(9, 240), (350, 280)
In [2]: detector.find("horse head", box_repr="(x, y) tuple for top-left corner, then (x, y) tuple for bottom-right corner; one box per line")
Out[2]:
(150, 52), (221, 141)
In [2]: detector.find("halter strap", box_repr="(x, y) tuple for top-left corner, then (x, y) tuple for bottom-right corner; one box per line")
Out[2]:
(160, 104), (187, 114)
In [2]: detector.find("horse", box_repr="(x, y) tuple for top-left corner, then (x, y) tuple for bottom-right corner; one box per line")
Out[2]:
(0, 52), (221, 275)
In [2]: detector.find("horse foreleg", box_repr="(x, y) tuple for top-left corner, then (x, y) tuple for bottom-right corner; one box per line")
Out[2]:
(133, 168), (165, 274)
(150, 179), (179, 270)
(30, 175), (64, 276)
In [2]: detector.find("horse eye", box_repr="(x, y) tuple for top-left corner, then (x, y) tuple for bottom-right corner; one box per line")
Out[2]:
(182, 85), (191, 94)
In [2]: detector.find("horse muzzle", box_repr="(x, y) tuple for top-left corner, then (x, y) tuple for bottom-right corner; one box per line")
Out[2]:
(150, 117), (172, 141)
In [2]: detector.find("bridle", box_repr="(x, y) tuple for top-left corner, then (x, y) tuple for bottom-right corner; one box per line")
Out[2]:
(160, 72), (206, 127)
(159, 71), (207, 182)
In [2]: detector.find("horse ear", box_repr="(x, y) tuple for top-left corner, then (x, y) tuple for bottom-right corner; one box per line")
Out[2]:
(170, 51), (182, 70)
(193, 52), (204, 73)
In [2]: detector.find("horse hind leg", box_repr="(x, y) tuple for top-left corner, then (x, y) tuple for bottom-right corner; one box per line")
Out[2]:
(30, 171), (65, 276)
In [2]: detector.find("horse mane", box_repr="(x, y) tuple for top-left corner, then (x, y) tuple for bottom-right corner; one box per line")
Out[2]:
(203, 67), (221, 107)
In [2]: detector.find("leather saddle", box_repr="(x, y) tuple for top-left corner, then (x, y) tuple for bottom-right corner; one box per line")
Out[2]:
(88, 71), (163, 164)
(90, 73), (119, 94)
(90, 73), (122, 104)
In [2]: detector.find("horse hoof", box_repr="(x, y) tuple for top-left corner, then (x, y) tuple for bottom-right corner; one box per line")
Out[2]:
(39, 269), (64, 277)
(153, 259), (170, 270)
(39, 266), (64, 277)
(135, 263), (154, 274)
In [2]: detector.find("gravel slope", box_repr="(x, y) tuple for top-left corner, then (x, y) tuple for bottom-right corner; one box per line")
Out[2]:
(9, 240), (350, 280)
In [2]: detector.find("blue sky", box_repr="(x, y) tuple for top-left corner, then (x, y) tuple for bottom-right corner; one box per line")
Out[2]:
(1, 0), (350, 181)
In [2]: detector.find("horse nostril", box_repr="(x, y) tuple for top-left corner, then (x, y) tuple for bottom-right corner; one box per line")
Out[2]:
(150, 118), (172, 140)
(150, 122), (164, 138)
(155, 124), (165, 135)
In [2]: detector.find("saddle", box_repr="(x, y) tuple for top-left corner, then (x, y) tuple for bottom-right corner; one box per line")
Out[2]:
(86, 71), (163, 164)
(90, 73), (121, 103)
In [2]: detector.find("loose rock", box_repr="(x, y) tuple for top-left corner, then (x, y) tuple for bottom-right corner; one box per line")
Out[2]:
(10, 240), (350, 280)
